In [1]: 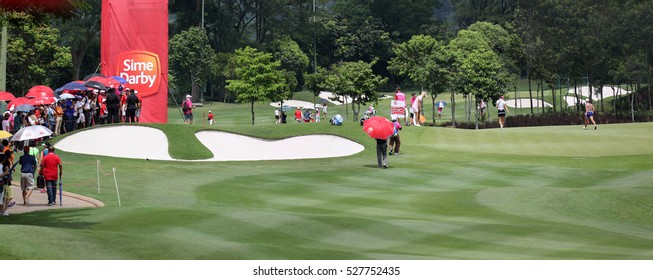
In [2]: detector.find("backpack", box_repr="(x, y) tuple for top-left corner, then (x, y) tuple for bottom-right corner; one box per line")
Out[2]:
(182, 100), (190, 113)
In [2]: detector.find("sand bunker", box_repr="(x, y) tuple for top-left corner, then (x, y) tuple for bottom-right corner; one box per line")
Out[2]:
(195, 131), (364, 161)
(506, 99), (552, 108)
(56, 126), (364, 161)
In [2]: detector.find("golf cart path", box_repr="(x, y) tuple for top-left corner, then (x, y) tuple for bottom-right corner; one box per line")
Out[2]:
(4, 184), (104, 215)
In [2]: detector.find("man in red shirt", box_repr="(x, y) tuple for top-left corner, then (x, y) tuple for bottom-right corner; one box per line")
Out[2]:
(40, 145), (62, 206)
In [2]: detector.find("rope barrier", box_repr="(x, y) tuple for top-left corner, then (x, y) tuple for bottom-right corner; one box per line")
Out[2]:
(37, 159), (122, 206)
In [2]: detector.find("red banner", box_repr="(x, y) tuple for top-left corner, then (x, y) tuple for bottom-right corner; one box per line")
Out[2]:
(101, 0), (168, 123)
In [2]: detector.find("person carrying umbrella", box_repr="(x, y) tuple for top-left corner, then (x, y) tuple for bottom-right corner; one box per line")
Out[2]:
(362, 116), (395, 169)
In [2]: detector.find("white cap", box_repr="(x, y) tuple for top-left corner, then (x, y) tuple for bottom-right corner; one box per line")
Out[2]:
(186, 94), (191, 98)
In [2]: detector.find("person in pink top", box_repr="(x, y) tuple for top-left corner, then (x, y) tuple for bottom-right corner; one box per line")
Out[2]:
(40, 145), (62, 206)
(411, 91), (427, 126)
(394, 87), (405, 101)
(394, 87), (406, 125)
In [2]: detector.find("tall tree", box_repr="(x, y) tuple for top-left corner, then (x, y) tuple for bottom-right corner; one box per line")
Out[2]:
(55, 0), (101, 80)
(226, 46), (288, 125)
(5, 12), (71, 95)
(265, 35), (310, 91)
(388, 34), (451, 122)
(449, 29), (510, 128)
(323, 60), (387, 122)
(169, 27), (216, 102)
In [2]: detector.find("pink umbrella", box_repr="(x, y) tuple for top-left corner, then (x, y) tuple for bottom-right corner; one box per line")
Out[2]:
(7, 97), (30, 110)
(362, 116), (395, 140)
(26, 85), (55, 98)
(27, 96), (57, 106)
(0, 91), (16, 101)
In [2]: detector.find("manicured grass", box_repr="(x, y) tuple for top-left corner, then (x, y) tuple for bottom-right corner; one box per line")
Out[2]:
(1, 101), (652, 260)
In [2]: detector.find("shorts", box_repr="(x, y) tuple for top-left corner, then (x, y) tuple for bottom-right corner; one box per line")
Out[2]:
(498, 109), (506, 117)
(76, 113), (86, 124)
(586, 111), (594, 117)
(3, 185), (11, 199)
(184, 113), (193, 121)
(21, 173), (36, 191)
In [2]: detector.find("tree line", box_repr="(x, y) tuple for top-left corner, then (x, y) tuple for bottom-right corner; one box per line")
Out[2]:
(2, 0), (651, 124)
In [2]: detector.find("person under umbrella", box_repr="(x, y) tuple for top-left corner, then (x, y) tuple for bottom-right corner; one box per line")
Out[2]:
(362, 116), (395, 169)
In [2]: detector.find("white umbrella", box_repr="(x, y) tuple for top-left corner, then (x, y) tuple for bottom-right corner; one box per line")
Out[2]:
(11, 125), (53, 141)
(59, 93), (76, 99)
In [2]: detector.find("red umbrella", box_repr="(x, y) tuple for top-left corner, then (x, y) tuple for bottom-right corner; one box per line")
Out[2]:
(363, 116), (395, 140)
(0, 91), (16, 101)
(7, 97), (30, 110)
(26, 85), (55, 98)
(27, 96), (57, 106)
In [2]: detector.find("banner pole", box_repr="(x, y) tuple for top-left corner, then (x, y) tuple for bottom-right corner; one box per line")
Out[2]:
(112, 167), (121, 207)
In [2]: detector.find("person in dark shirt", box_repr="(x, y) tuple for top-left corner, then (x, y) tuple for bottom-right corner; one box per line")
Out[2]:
(105, 88), (120, 124)
(126, 90), (140, 123)
(19, 146), (38, 206)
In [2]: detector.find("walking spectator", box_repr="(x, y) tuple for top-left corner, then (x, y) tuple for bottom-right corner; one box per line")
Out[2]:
(1, 152), (14, 216)
(182, 94), (194, 125)
(388, 117), (402, 155)
(274, 108), (280, 124)
(376, 138), (388, 169)
(496, 95), (509, 130)
(584, 99), (597, 130)
(19, 146), (37, 206)
(40, 145), (62, 206)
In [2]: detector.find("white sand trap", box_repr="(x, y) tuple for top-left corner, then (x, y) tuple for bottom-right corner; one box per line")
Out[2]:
(56, 126), (364, 161)
(567, 86), (631, 100)
(270, 100), (317, 109)
(56, 126), (175, 160)
(506, 98), (552, 108)
(195, 131), (364, 161)
(319, 91), (352, 105)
